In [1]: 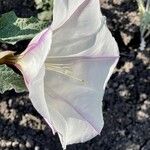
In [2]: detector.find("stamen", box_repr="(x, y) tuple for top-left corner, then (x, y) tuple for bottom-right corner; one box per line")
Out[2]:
(45, 63), (85, 84)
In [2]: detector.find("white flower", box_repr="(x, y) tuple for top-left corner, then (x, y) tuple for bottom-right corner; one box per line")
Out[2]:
(1, 0), (119, 149)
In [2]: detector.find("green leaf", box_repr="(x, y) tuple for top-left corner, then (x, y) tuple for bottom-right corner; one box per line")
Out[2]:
(0, 64), (27, 93)
(0, 11), (49, 44)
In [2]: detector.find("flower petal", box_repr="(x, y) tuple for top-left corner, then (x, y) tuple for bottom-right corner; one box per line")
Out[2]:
(15, 0), (120, 149)
(25, 65), (55, 134)
(50, 0), (119, 57)
(52, 0), (86, 30)
(25, 57), (118, 149)
(16, 27), (52, 83)
(44, 56), (119, 148)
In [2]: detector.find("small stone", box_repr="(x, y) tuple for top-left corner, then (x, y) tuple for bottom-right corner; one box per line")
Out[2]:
(121, 31), (132, 45)
(140, 94), (147, 101)
(1, 140), (6, 147)
(123, 62), (133, 73)
(5, 141), (12, 147)
(126, 143), (140, 150)
(119, 90), (129, 97)
(38, 11), (52, 21)
(35, 146), (40, 150)
(26, 139), (34, 148)
(19, 143), (26, 150)
(8, 99), (13, 107)
(137, 110), (149, 121)
(12, 141), (19, 147)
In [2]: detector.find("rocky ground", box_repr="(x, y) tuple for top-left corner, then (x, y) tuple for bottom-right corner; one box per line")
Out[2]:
(0, 0), (150, 150)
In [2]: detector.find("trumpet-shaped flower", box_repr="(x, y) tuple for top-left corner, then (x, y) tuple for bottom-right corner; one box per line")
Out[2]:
(0, 0), (119, 149)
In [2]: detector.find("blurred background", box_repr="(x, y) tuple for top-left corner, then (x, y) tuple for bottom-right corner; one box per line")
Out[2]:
(0, 0), (149, 150)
